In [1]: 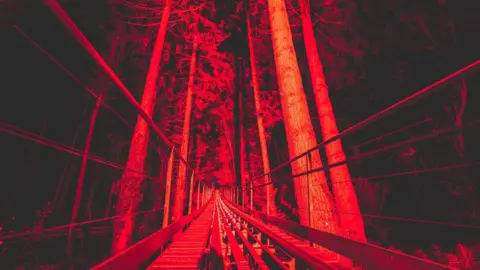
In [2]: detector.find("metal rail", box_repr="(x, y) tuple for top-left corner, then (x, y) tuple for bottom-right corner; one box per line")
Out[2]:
(220, 198), (337, 270)
(216, 200), (250, 270)
(248, 59), (480, 184)
(219, 200), (290, 270)
(202, 203), (224, 269)
(219, 201), (270, 270)
(229, 203), (457, 270)
(42, 0), (193, 170)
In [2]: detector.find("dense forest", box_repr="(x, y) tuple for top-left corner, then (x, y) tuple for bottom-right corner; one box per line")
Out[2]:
(1, 0), (480, 268)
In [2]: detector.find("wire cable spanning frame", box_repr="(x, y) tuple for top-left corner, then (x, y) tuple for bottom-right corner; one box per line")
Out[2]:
(247, 59), (480, 185)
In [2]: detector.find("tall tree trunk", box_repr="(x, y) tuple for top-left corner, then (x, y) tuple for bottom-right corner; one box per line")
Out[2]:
(187, 171), (195, 214)
(67, 33), (120, 251)
(172, 21), (198, 221)
(162, 148), (174, 228)
(299, 0), (367, 243)
(240, 98), (247, 207)
(234, 57), (245, 206)
(266, 0), (340, 259)
(113, 0), (171, 253)
(237, 58), (247, 207)
(246, 14), (276, 215)
(194, 135), (204, 210)
(222, 118), (236, 178)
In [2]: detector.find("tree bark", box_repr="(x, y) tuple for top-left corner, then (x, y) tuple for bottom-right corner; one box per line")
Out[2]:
(112, 0), (171, 253)
(299, 0), (367, 243)
(188, 171), (195, 214)
(68, 34), (121, 253)
(246, 14), (277, 215)
(193, 135), (204, 210)
(172, 20), (198, 221)
(267, 0), (340, 259)
(162, 148), (175, 228)
(234, 57), (247, 206)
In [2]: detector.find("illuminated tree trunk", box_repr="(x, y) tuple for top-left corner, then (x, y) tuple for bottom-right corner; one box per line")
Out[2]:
(193, 135), (204, 210)
(162, 147), (174, 228)
(112, 0), (171, 253)
(234, 58), (247, 207)
(172, 21), (198, 221)
(67, 34), (121, 252)
(299, 0), (366, 243)
(266, 0), (340, 258)
(187, 171), (195, 214)
(222, 118), (236, 177)
(240, 100), (247, 207)
(196, 182), (201, 209)
(246, 15), (276, 215)
(68, 92), (103, 251)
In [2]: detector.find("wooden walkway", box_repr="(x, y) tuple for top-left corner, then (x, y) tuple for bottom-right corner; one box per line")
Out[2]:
(147, 202), (215, 269)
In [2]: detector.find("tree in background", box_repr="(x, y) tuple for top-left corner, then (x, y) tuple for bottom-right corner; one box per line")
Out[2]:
(113, 0), (172, 253)
(298, 0), (367, 243)
(172, 14), (198, 222)
(266, 0), (340, 259)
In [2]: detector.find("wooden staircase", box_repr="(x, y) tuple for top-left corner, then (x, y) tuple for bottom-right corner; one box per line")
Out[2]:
(147, 203), (215, 269)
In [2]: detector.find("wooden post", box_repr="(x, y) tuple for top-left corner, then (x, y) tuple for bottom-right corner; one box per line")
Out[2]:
(196, 181), (201, 210)
(236, 187), (239, 205)
(250, 181), (253, 210)
(187, 171), (195, 214)
(162, 148), (175, 228)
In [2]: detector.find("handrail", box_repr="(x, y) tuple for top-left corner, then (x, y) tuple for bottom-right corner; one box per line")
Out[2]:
(290, 118), (479, 179)
(209, 204), (224, 265)
(42, 0), (193, 170)
(229, 203), (457, 270)
(216, 200), (250, 270)
(220, 202), (269, 270)
(91, 198), (212, 270)
(221, 198), (336, 270)
(248, 60), (480, 184)
(237, 216), (289, 270)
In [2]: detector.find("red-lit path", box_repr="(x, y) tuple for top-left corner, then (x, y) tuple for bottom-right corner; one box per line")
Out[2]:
(147, 201), (215, 269)
(3, 2), (478, 269)
(92, 192), (456, 270)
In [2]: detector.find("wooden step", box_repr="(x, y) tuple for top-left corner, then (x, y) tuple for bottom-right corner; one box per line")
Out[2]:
(147, 202), (215, 269)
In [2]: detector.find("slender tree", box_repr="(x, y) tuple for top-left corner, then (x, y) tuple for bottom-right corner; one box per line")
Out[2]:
(299, 0), (367, 243)
(113, 0), (172, 253)
(266, 0), (340, 259)
(172, 18), (199, 221)
(67, 34), (122, 253)
(192, 135), (205, 209)
(234, 56), (247, 206)
(162, 148), (174, 228)
(246, 13), (277, 215)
